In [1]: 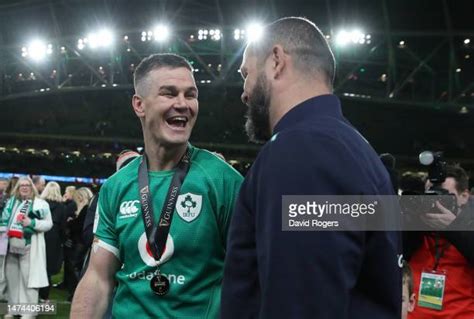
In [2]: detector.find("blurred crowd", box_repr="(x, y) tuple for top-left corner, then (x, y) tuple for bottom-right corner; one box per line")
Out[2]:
(0, 152), (473, 319)
(0, 174), (95, 313)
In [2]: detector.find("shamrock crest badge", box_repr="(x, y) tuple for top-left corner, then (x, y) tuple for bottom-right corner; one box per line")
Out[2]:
(176, 193), (202, 222)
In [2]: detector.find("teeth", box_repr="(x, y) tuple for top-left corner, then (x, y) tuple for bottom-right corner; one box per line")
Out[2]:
(168, 116), (187, 122)
(167, 116), (188, 128)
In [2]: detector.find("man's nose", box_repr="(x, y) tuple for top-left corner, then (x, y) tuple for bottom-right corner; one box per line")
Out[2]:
(174, 94), (188, 109)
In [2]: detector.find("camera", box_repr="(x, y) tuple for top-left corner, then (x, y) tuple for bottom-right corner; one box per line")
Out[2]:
(419, 151), (448, 195)
(400, 151), (457, 216)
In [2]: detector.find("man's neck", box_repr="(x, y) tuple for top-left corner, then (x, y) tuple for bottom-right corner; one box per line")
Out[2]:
(145, 142), (188, 171)
(270, 80), (331, 132)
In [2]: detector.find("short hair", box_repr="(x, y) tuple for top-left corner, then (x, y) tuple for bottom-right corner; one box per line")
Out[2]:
(32, 175), (44, 185)
(41, 181), (63, 202)
(250, 17), (335, 88)
(402, 260), (413, 296)
(116, 149), (140, 171)
(446, 164), (469, 193)
(400, 172), (425, 194)
(133, 53), (193, 96)
(380, 153), (396, 170)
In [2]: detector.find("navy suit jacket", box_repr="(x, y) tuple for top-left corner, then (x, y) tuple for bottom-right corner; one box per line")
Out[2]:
(222, 95), (402, 319)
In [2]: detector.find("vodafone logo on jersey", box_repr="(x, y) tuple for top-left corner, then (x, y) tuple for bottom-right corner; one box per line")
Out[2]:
(138, 232), (174, 267)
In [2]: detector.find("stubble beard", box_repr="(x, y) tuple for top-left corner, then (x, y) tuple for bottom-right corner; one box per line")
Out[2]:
(244, 72), (272, 144)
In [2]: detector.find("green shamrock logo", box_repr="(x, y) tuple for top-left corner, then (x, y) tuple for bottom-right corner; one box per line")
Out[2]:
(181, 195), (197, 213)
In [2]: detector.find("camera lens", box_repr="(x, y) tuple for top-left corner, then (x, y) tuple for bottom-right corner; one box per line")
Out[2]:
(419, 151), (434, 166)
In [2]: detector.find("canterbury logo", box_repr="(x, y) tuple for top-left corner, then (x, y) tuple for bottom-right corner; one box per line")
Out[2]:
(119, 200), (140, 216)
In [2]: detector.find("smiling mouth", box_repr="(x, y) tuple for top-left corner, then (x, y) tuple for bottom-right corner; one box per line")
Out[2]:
(166, 116), (189, 129)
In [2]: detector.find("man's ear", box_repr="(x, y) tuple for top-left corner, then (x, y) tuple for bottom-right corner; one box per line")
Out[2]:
(132, 94), (145, 118)
(270, 44), (287, 80)
(459, 190), (470, 206)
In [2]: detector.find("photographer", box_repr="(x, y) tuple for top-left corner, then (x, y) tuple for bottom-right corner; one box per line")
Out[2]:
(404, 164), (474, 318)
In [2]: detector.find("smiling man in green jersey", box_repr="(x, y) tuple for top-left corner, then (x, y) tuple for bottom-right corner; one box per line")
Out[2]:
(71, 53), (243, 319)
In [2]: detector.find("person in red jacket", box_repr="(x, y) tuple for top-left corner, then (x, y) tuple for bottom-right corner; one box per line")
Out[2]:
(405, 165), (474, 319)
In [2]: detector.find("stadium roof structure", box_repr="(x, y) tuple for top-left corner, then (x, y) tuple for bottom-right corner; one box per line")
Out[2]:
(0, 0), (473, 177)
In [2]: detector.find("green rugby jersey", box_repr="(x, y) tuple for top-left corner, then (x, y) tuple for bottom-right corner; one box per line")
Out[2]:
(94, 145), (243, 319)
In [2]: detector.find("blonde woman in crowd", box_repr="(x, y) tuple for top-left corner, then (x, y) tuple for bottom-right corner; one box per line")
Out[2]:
(64, 187), (93, 301)
(1, 176), (52, 318)
(5, 176), (18, 198)
(39, 182), (67, 302)
(59, 185), (76, 294)
(63, 186), (77, 219)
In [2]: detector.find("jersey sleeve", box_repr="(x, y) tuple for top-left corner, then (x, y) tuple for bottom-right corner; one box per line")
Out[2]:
(93, 182), (120, 259)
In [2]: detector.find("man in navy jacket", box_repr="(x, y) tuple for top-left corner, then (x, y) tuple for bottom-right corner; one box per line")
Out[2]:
(221, 17), (402, 319)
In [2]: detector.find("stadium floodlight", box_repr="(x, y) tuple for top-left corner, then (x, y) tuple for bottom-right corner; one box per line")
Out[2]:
(146, 30), (153, 41)
(198, 29), (208, 40)
(86, 29), (114, 49)
(350, 30), (364, 43)
(464, 38), (470, 45)
(153, 24), (170, 42)
(335, 29), (367, 47)
(336, 30), (351, 46)
(365, 34), (372, 44)
(210, 29), (221, 41)
(23, 40), (53, 61)
(77, 39), (85, 50)
(246, 23), (264, 43)
(234, 28), (245, 40)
